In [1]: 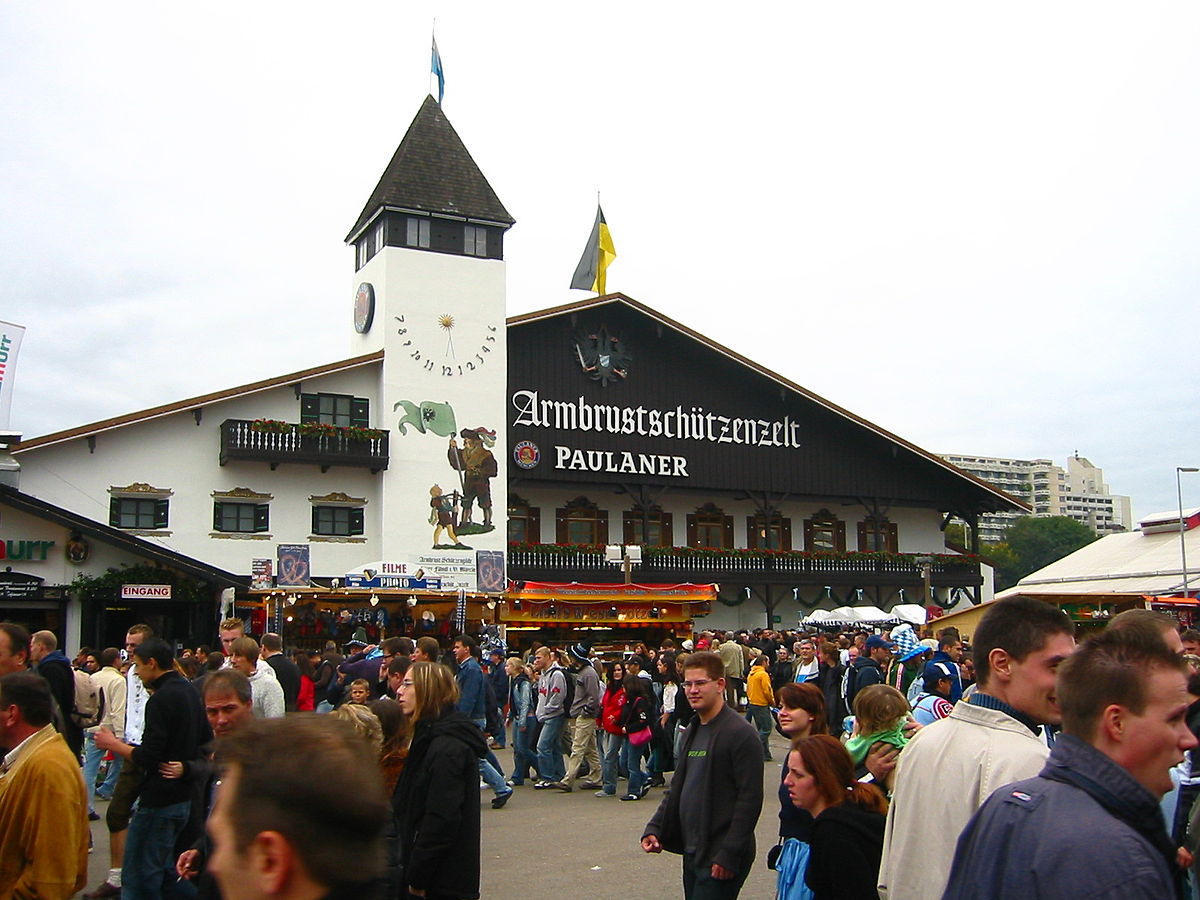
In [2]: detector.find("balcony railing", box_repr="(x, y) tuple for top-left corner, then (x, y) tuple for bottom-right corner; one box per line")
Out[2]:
(219, 419), (389, 472)
(507, 543), (981, 583)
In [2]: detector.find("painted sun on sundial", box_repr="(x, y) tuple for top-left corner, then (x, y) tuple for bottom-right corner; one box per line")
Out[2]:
(394, 311), (498, 377)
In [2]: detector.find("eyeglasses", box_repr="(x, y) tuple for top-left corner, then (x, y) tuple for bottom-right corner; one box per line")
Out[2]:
(682, 679), (715, 689)
(397, 680), (415, 690)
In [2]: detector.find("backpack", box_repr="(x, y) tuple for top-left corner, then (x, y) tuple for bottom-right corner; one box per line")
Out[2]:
(70, 668), (104, 728)
(559, 666), (576, 715)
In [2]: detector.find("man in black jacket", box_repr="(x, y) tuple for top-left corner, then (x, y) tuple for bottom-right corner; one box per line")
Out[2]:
(260, 632), (301, 711)
(642, 650), (764, 899)
(30, 629), (83, 757)
(96, 638), (210, 899)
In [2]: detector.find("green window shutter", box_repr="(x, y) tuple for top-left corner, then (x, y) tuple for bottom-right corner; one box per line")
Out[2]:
(254, 504), (270, 533)
(154, 499), (170, 529)
(109, 498), (121, 527)
(213, 503), (224, 531)
(349, 507), (365, 535)
(350, 398), (370, 428)
(312, 507), (321, 534)
(300, 393), (319, 424)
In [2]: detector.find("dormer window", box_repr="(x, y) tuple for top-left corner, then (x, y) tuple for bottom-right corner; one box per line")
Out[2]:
(464, 225), (487, 257)
(355, 221), (385, 270)
(407, 217), (430, 248)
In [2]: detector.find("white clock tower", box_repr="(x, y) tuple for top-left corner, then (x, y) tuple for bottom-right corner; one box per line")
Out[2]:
(344, 95), (512, 591)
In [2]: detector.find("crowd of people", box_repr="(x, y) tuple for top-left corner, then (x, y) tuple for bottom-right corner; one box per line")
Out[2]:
(3, 604), (1200, 898)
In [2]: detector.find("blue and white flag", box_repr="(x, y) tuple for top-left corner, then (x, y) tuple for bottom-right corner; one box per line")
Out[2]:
(431, 36), (445, 104)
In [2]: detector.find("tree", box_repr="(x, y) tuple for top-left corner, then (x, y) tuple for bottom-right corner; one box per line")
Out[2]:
(979, 541), (1023, 592)
(998, 516), (1098, 589)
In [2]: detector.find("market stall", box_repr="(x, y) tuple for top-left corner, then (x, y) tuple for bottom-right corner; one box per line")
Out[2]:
(501, 581), (715, 653)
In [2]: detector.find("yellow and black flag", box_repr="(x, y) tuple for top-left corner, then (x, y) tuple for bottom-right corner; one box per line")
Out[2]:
(570, 205), (617, 294)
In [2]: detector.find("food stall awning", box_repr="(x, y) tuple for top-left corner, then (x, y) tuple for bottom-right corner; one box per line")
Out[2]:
(502, 581), (716, 626)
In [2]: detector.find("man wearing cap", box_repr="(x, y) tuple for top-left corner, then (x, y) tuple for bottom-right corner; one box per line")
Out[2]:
(911, 661), (956, 725)
(448, 428), (497, 529)
(845, 634), (894, 711)
(930, 629), (965, 702)
(554, 643), (603, 792)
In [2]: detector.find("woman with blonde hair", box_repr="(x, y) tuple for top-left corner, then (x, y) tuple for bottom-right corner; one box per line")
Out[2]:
(393, 660), (486, 900)
(329, 701), (383, 754)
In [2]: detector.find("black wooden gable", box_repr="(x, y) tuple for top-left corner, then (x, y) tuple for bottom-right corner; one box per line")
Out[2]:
(507, 296), (1024, 518)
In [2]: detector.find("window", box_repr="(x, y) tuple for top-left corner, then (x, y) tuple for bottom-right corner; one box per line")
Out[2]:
(372, 221), (384, 255)
(300, 393), (369, 428)
(407, 217), (431, 249)
(110, 497), (168, 530)
(464, 225), (487, 257)
(214, 502), (269, 533)
(686, 504), (733, 549)
(747, 512), (791, 550)
(555, 497), (608, 545)
(508, 495), (541, 543)
(804, 510), (846, 552)
(312, 506), (365, 537)
(623, 507), (673, 547)
(858, 517), (898, 553)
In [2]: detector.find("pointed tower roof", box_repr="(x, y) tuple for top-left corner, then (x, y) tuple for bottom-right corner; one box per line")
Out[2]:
(345, 95), (514, 242)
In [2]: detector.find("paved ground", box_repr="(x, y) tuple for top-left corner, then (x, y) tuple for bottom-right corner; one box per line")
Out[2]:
(84, 729), (789, 898)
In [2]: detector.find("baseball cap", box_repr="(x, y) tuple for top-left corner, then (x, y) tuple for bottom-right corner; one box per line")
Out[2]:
(865, 635), (896, 651)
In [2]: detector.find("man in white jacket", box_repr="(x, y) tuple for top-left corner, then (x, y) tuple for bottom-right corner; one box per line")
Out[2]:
(228, 636), (284, 719)
(877, 596), (1076, 899)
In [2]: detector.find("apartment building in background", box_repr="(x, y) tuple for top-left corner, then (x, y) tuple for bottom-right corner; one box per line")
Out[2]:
(938, 452), (1132, 542)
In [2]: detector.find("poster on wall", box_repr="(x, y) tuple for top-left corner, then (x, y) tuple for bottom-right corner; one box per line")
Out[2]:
(250, 558), (274, 590)
(276, 544), (310, 587)
(475, 549), (505, 593)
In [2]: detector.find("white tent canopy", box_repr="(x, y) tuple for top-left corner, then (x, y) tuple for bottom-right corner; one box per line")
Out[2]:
(801, 604), (928, 628)
(890, 604), (928, 625)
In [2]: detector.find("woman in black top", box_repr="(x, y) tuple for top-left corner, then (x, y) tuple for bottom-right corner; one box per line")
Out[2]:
(783, 735), (888, 900)
(393, 661), (486, 900)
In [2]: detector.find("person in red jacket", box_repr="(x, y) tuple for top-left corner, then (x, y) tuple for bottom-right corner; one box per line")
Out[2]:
(596, 661), (627, 797)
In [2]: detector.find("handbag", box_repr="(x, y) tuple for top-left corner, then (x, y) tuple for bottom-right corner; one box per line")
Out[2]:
(628, 726), (654, 746)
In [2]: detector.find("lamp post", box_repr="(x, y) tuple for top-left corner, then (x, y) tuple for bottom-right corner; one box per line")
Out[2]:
(1178, 467), (1199, 597)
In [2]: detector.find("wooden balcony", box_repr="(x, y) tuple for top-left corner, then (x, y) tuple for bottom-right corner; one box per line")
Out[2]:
(219, 420), (389, 472)
(507, 543), (982, 589)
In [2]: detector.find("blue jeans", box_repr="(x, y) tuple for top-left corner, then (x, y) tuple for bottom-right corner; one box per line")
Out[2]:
(620, 736), (647, 796)
(682, 851), (750, 900)
(511, 714), (538, 783)
(82, 732), (123, 810)
(599, 730), (624, 795)
(536, 714), (566, 782)
(123, 799), (191, 900)
(473, 718), (509, 796)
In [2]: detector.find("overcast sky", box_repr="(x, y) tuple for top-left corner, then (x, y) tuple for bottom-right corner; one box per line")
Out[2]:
(3, 3), (1198, 522)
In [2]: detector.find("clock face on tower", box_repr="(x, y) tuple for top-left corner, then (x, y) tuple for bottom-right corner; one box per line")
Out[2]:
(393, 311), (500, 377)
(353, 283), (375, 334)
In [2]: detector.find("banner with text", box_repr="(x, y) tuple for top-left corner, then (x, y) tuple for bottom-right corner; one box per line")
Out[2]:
(0, 321), (25, 430)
